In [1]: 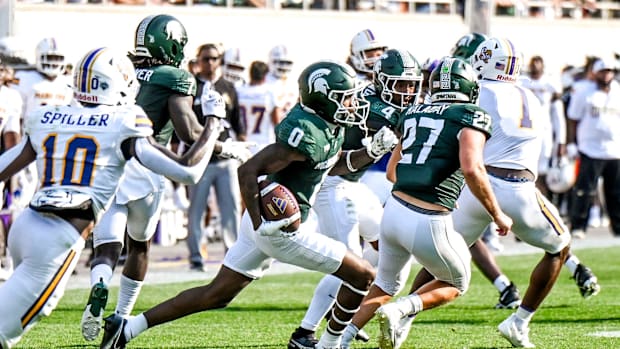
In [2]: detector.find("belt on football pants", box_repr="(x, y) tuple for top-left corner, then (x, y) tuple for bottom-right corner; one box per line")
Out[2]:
(485, 166), (535, 182)
(392, 194), (450, 216)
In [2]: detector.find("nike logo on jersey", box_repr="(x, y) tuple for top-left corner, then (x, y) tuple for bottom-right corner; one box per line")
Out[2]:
(40, 111), (110, 127)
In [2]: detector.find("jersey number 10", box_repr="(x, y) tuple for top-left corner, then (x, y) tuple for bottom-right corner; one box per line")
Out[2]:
(41, 134), (98, 187)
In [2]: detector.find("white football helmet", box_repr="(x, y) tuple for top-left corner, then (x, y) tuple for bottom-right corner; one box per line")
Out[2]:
(349, 29), (387, 74)
(268, 45), (293, 79)
(35, 37), (66, 78)
(222, 47), (247, 85)
(546, 157), (576, 193)
(470, 37), (523, 83)
(73, 47), (139, 106)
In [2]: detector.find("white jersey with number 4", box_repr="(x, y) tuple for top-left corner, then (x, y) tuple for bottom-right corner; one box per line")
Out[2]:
(25, 104), (153, 219)
(479, 80), (547, 176)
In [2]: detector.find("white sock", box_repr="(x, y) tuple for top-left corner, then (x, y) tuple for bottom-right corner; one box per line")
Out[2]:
(390, 293), (423, 317)
(564, 254), (580, 276)
(115, 274), (143, 317)
(90, 264), (113, 287)
(124, 314), (148, 341)
(340, 323), (359, 348)
(317, 330), (341, 348)
(493, 275), (512, 293)
(300, 275), (340, 331)
(515, 306), (535, 326)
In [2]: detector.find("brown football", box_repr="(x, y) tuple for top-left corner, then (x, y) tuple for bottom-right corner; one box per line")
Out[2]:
(258, 179), (301, 232)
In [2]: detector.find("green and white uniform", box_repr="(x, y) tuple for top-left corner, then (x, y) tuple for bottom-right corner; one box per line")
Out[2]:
(377, 102), (491, 296)
(224, 104), (349, 279)
(93, 64), (196, 247)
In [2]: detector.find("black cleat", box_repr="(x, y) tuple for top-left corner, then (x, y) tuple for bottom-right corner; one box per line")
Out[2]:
(288, 327), (318, 349)
(100, 314), (128, 349)
(573, 264), (601, 299)
(495, 282), (521, 309)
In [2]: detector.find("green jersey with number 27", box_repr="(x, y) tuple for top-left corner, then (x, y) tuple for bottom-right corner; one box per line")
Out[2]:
(393, 103), (492, 209)
(268, 104), (345, 222)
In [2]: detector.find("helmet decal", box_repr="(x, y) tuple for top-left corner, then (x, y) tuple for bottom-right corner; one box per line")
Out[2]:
(165, 21), (185, 44)
(308, 68), (331, 96)
(440, 58), (453, 90)
(136, 15), (155, 47)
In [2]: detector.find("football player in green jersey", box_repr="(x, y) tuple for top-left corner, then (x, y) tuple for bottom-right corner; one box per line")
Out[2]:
(341, 57), (513, 349)
(100, 60), (400, 349)
(82, 14), (253, 342)
(288, 48), (423, 349)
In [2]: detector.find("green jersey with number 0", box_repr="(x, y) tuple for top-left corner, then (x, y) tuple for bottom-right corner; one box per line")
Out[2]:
(134, 64), (197, 145)
(393, 103), (491, 209)
(268, 104), (345, 222)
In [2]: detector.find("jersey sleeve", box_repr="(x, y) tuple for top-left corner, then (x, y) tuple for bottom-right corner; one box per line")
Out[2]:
(155, 66), (197, 97)
(119, 105), (154, 139)
(275, 115), (323, 163)
(1, 88), (22, 134)
(455, 104), (492, 139)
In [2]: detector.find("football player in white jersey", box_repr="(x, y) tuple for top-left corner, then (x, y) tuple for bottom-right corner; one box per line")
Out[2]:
(518, 55), (567, 197)
(222, 47), (247, 87)
(12, 38), (73, 212)
(0, 47), (223, 349)
(457, 37), (572, 348)
(0, 59), (22, 281)
(347, 29), (388, 83)
(237, 60), (282, 154)
(265, 44), (298, 116)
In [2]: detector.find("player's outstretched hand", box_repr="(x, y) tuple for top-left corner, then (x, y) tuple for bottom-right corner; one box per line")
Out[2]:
(219, 139), (256, 163)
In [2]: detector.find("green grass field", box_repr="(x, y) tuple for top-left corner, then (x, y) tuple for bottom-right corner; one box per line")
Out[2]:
(16, 247), (620, 349)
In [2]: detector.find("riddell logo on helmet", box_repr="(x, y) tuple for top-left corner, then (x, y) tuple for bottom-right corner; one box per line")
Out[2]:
(74, 93), (98, 102)
(495, 75), (517, 82)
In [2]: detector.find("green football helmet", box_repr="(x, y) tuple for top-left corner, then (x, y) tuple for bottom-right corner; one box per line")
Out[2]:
(450, 33), (488, 60)
(430, 57), (479, 103)
(298, 60), (369, 127)
(134, 14), (188, 67)
(373, 48), (423, 111)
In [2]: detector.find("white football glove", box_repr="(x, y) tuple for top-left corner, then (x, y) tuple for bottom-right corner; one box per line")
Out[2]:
(566, 142), (579, 160)
(201, 89), (226, 119)
(219, 139), (256, 163)
(256, 216), (298, 237)
(364, 126), (399, 160)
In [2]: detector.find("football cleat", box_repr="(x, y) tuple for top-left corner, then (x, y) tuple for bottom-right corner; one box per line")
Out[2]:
(496, 283), (521, 309)
(100, 314), (128, 349)
(287, 327), (317, 349)
(498, 314), (535, 348)
(573, 264), (601, 299)
(376, 302), (414, 349)
(81, 278), (108, 341)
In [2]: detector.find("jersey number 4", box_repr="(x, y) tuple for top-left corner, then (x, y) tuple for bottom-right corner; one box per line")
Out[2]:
(400, 117), (445, 165)
(41, 134), (98, 187)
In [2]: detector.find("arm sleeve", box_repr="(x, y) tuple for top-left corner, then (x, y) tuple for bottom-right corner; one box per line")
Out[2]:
(133, 137), (213, 185)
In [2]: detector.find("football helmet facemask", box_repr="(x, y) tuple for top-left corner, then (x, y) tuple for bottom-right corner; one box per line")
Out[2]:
(268, 45), (293, 79)
(471, 37), (523, 83)
(430, 57), (480, 103)
(373, 49), (423, 111)
(450, 33), (488, 60)
(73, 47), (139, 106)
(35, 37), (65, 78)
(222, 47), (247, 85)
(134, 14), (188, 68)
(299, 60), (369, 128)
(349, 29), (387, 74)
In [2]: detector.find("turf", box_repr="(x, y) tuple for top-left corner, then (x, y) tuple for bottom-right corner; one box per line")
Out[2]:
(16, 247), (620, 348)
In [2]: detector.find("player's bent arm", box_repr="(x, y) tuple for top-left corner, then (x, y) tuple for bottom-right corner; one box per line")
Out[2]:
(459, 127), (511, 233)
(329, 147), (375, 176)
(168, 93), (204, 143)
(0, 137), (36, 182)
(238, 142), (306, 230)
(385, 143), (403, 184)
(131, 120), (218, 185)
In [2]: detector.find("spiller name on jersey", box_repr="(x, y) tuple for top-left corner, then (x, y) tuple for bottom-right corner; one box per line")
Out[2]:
(40, 111), (110, 127)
